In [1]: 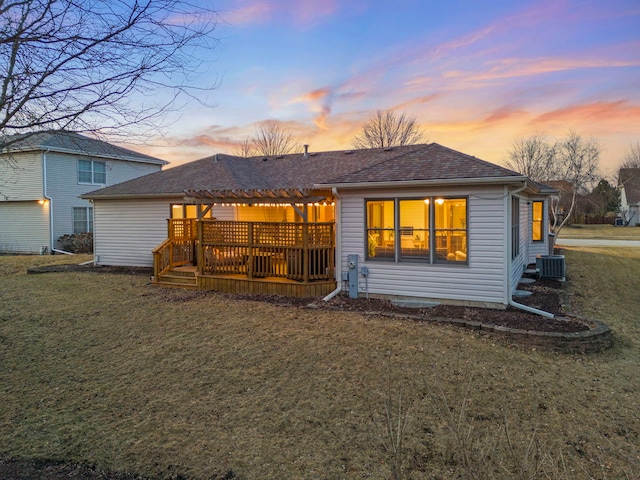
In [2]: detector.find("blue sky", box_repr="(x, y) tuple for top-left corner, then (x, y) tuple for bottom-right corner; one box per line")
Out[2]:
(139, 0), (640, 175)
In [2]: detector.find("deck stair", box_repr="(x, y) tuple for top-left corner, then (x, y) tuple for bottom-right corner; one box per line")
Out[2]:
(154, 265), (197, 289)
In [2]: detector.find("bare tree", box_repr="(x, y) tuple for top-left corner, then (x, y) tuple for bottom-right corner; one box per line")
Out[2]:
(504, 134), (556, 182)
(243, 120), (298, 157)
(550, 132), (601, 235)
(0, 0), (219, 150)
(235, 137), (253, 158)
(620, 142), (640, 169)
(352, 110), (425, 149)
(505, 132), (601, 238)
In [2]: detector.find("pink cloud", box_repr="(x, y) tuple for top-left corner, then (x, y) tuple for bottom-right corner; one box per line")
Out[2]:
(221, 0), (338, 27)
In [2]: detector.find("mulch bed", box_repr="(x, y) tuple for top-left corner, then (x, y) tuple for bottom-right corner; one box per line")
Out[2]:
(27, 263), (586, 334)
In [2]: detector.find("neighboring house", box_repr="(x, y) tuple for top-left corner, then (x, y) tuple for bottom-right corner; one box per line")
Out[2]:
(619, 168), (640, 226)
(82, 143), (556, 309)
(0, 131), (167, 254)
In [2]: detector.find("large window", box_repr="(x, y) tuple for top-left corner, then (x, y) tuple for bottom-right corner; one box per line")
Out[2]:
(532, 201), (543, 241)
(366, 197), (467, 264)
(78, 159), (106, 184)
(73, 207), (93, 234)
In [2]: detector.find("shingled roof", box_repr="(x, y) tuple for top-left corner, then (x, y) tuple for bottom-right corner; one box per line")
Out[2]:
(82, 143), (530, 200)
(620, 168), (640, 205)
(1, 131), (167, 165)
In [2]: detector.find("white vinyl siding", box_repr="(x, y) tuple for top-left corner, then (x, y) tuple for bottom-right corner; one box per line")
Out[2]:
(339, 185), (507, 307)
(0, 201), (49, 253)
(46, 152), (161, 249)
(94, 199), (174, 266)
(93, 200), (236, 266)
(0, 151), (43, 200)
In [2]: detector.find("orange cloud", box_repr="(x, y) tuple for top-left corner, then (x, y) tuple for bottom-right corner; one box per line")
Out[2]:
(533, 101), (640, 127)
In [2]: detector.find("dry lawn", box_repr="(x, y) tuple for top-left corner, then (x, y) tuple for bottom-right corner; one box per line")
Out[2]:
(558, 224), (640, 240)
(1, 251), (639, 479)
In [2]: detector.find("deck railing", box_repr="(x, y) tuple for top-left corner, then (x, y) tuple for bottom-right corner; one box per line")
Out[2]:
(197, 220), (335, 282)
(153, 219), (335, 283)
(152, 219), (197, 276)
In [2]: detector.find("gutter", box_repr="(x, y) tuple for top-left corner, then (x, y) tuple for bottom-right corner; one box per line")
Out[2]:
(506, 182), (555, 318)
(323, 187), (342, 301)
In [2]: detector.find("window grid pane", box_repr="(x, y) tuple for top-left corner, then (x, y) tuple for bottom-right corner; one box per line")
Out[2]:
(434, 198), (467, 262)
(532, 201), (543, 241)
(399, 199), (429, 259)
(366, 200), (395, 259)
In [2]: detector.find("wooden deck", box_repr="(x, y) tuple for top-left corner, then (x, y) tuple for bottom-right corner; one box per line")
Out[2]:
(153, 219), (337, 297)
(154, 265), (336, 297)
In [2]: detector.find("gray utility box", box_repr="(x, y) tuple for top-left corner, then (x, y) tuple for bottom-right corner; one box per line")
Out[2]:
(536, 255), (566, 281)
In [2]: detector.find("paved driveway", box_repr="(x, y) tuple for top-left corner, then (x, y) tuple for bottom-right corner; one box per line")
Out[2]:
(556, 238), (640, 247)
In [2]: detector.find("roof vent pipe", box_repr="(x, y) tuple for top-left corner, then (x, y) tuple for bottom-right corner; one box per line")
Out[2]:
(303, 144), (309, 157)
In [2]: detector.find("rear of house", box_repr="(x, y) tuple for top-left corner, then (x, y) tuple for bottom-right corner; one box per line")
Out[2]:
(83, 143), (555, 308)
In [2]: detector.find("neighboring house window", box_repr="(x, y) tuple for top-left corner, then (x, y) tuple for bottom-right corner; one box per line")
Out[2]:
(366, 197), (467, 264)
(532, 201), (543, 241)
(511, 197), (520, 259)
(78, 159), (106, 184)
(73, 207), (93, 234)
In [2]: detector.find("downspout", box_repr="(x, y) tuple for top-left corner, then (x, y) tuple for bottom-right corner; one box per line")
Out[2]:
(323, 187), (342, 301)
(506, 181), (554, 318)
(43, 150), (74, 255)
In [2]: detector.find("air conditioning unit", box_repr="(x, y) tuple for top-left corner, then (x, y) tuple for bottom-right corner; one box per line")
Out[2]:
(536, 255), (565, 281)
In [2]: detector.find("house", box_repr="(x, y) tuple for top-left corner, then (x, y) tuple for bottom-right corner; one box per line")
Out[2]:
(0, 131), (167, 254)
(619, 168), (640, 226)
(82, 143), (556, 309)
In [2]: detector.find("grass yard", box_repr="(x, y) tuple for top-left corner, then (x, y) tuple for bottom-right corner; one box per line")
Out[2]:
(1, 250), (639, 479)
(558, 224), (640, 240)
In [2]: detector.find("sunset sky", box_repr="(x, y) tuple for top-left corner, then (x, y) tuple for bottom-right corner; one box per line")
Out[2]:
(138, 0), (640, 176)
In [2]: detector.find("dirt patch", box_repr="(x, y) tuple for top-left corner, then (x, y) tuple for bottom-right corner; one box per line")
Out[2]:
(0, 457), (148, 480)
(26, 264), (153, 276)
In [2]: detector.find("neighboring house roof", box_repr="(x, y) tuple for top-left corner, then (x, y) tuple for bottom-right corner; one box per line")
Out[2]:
(619, 168), (640, 205)
(0, 131), (167, 165)
(82, 143), (539, 200)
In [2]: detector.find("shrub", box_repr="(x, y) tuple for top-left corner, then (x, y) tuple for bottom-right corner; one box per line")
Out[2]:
(58, 233), (93, 253)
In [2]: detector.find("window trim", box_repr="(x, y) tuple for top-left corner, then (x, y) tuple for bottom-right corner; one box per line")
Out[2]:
(77, 159), (107, 185)
(73, 206), (93, 234)
(531, 200), (544, 242)
(365, 196), (468, 265)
